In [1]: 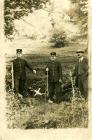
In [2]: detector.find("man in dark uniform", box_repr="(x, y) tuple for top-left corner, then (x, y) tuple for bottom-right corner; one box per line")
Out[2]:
(46, 52), (63, 103)
(12, 49), (36, 97)
(72, 49), (88, 99)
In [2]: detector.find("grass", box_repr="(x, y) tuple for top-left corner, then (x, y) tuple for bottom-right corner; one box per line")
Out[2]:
(6, 92), (88, 129)
(6, 51), (88, 129)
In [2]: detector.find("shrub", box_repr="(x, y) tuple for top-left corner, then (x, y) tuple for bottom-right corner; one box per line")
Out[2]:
(49, 29), (69, 48)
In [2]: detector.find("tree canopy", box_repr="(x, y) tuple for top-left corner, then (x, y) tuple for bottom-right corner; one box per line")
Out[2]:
(4, 0), (49, 38)
(4, 0), (88, 41)
(70, 0), (88, 38)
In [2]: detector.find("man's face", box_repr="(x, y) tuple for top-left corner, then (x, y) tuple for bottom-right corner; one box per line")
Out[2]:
(50, 55), (56, 61)
(17, 52), (22, 58)
(77, 52), (83, 59)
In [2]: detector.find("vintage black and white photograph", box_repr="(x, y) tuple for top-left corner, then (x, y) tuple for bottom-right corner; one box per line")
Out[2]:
(4, 0), (88, 129)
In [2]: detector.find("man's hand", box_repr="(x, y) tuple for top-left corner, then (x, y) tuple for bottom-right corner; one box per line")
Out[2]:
(18, 94), (23, 99)
(59, 79), (62, 83)
(46, 68), (49, 72)
(33, 70), (36, 74)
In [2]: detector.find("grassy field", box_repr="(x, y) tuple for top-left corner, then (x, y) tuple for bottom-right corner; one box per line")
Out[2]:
(6, 46), (88, 129)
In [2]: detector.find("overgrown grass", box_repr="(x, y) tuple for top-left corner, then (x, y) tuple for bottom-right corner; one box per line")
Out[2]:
(6, 92), (88, 128)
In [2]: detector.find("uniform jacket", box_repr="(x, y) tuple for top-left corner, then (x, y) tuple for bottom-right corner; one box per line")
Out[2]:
(46, 60), (62, 82)
(13, 58), (33, 79)
(73, 57), (88, 86)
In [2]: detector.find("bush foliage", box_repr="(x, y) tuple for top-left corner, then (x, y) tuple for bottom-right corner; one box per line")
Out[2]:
(49, 29), (69, 48)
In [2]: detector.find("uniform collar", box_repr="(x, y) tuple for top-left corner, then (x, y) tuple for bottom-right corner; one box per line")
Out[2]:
(79, 57), (84, 62)
(17, 57), (21, 59)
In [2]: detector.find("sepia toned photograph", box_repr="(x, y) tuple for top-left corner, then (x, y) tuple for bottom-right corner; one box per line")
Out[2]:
(4, 0), (89, 129)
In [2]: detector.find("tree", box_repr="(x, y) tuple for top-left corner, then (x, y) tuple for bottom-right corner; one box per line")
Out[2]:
(70, 0), (88, 38)
(4, 0), (49, 39)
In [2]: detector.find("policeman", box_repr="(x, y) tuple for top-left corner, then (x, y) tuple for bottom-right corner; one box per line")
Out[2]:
(46, 52), (63, 103)
(12, 49), (36, 97)
(72, 49), (88, 99)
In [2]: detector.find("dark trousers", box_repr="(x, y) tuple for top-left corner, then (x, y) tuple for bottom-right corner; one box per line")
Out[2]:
(14, 77), (26, 96)
(78, 76), (88, 99)
(48, 82), (61, 103)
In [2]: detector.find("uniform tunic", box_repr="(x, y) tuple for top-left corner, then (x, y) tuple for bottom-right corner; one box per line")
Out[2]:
(46, 60), (63, 102)
(13, 58), (33, 96)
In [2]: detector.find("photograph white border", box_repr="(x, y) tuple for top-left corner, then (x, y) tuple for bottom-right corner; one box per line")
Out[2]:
(0, 0), (92, 139)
